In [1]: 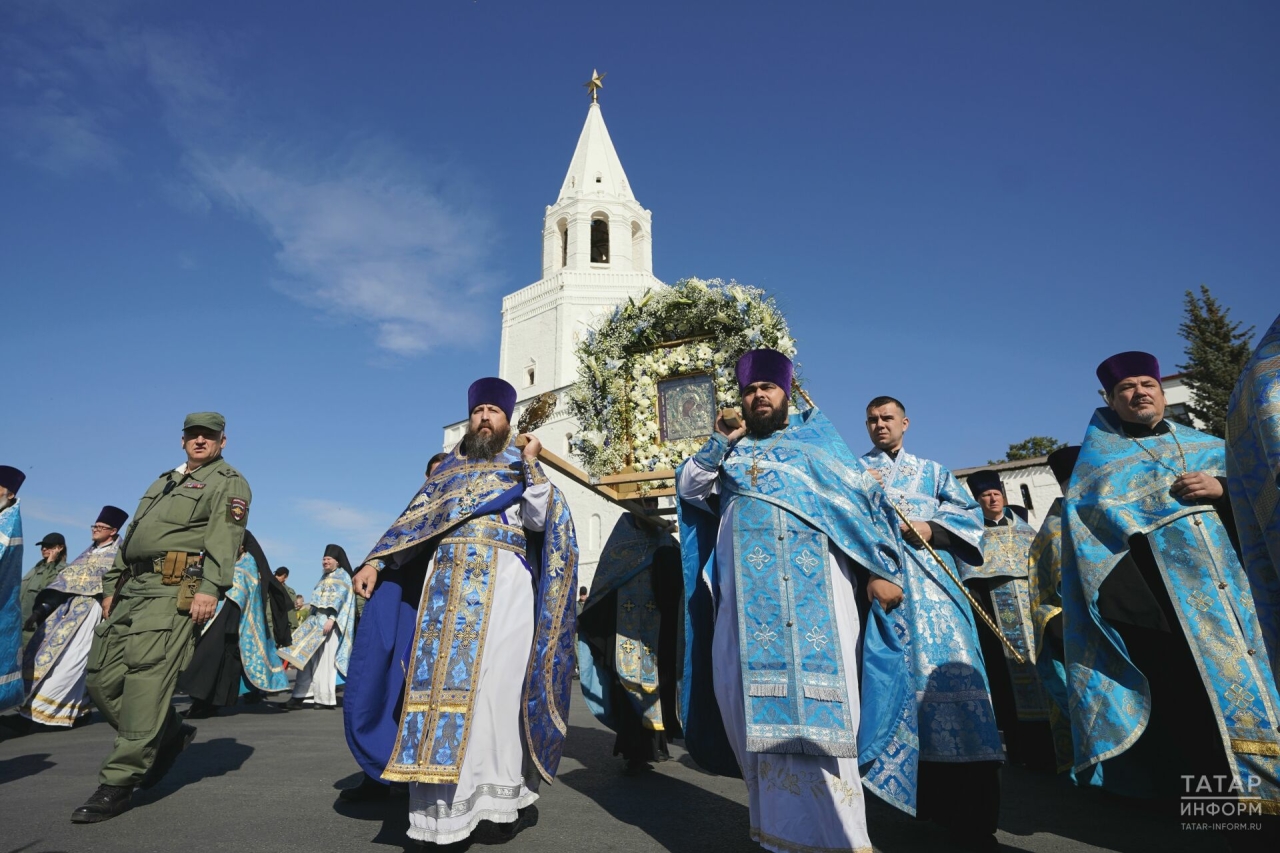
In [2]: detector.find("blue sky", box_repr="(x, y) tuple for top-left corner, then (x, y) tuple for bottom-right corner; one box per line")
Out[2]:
(3, 1), (1276, 593)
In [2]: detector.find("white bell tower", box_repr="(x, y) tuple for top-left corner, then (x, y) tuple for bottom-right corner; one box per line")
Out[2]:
(445, 74), (665, 585)
(497, 76), (662, 396)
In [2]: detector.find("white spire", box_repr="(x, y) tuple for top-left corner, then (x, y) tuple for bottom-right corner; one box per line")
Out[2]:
(556, 101), (634, 203)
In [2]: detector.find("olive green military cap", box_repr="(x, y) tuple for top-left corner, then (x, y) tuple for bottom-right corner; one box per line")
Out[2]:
(183, 411), (226, 432)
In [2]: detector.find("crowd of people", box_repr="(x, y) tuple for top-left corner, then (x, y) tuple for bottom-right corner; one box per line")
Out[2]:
(0, 312), (1277, 853)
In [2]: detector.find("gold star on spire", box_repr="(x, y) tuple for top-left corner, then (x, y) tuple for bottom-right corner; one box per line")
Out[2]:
(583, 69), (606, 103)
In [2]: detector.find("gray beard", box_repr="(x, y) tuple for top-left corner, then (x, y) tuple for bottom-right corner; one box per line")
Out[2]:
(462, 424), (511, 460)
(744, 404), (789, 438)
(1133, 408), (1161, 425)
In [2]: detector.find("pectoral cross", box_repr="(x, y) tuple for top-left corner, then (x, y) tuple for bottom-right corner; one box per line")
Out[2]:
(748, 459), (762, 487)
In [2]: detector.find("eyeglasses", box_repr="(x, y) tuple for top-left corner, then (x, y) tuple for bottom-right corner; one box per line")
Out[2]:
(90, 524), (115, 531)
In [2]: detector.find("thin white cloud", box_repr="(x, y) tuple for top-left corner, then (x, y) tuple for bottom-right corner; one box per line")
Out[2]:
(296, 498), (386, 556)
(192, 147), (489, 355)
(0, 98), (121, 174)
(251, 534), (303, 571)
(3, 5), (492, 356)
(0, 20), (125, 174)
(20, 496), (93, 529)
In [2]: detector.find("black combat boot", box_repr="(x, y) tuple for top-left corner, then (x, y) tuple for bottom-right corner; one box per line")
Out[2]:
(139, 723), (197, 790)
(71, 784), (133, 823)
(183, 700), (219, 719)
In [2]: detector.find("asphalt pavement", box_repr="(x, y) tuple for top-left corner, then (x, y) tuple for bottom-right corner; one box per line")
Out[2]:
(0, 688), (1230, 853)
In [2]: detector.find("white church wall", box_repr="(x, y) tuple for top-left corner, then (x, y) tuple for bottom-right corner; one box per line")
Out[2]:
(955, 457), (1062, 529)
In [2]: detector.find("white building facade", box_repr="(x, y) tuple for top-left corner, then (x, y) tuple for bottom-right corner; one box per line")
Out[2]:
(444, 99), (664, 588)
(954, 458), (1061, 529)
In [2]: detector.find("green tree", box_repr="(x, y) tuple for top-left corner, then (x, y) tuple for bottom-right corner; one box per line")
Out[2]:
(988, 436), (1065, 465)
(1177, 285), (1254, 438)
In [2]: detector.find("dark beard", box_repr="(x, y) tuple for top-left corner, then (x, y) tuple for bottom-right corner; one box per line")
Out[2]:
(461, 424), (511, 460)
(744, 403), (789, 438)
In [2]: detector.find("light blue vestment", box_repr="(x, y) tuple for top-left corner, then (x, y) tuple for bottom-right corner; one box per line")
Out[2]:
(279, 569), (356, 677)
(228, 553), (288, 693)
(680, 407), (921, 814)
(1062, 407), (1280, 812)
(1227, 313), (1280, 678)
(859, 449), (1005, 766)
(0, 500), (23, 712)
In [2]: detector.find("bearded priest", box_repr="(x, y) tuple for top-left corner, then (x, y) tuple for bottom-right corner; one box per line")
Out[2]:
(349, 377), (578, 847)
(677, 349), (917, 853)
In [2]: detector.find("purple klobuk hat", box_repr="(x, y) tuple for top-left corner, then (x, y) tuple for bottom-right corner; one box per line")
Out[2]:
(1096, 351), (1161, 394)
(468, 377), (517, 420)
(736, 348), (794, 393)
(966, 469), (1004, 498)
(0, 465), (25, 495)
(96, 505), (129, 530)
(1047, 445), (1081, 485)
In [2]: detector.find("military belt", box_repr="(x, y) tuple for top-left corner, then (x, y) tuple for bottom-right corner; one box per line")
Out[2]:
(126, 557), (163, 580)
(127, 551), (196, 583)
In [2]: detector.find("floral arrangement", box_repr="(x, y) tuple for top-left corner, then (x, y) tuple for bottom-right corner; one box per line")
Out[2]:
(568, 277), (797, 478)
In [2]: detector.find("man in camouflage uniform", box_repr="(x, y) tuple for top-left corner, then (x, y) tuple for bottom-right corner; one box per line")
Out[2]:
(73, 412), (251, 823)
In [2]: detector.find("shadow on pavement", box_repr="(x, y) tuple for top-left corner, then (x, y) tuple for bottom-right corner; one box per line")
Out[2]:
(991, 763), (1227, 853)
(0, 752), (56, 786)
(863, 762), (1229, 853)
(135, 737), (255, 805)
(558, 724), (757, 853)
(330, 771), (419, 850)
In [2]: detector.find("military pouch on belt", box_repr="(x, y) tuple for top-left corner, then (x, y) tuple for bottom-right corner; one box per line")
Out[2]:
(175, 555), (205, 614)
(160, 551), (188, 586)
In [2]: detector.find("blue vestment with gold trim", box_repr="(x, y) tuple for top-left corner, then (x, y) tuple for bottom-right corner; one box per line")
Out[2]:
(1027, 498), (1076, 774)
(23, 540), (118, 696)
(959, 509), (1052, 724)
(0, 500), (23, 713)
(1062, 407), (1280, 812)
(578, 514), (676, 733)
(679, 407), (920, 813)
(1227, 313), (1280, 678)
(362, 445), (577, 785)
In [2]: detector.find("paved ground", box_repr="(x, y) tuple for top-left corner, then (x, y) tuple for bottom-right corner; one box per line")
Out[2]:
(0, 688), (1232, 853)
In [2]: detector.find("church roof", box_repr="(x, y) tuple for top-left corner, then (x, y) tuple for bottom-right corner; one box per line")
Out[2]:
(557, 102), (635, 203)
(953, 455), (1050, 477)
